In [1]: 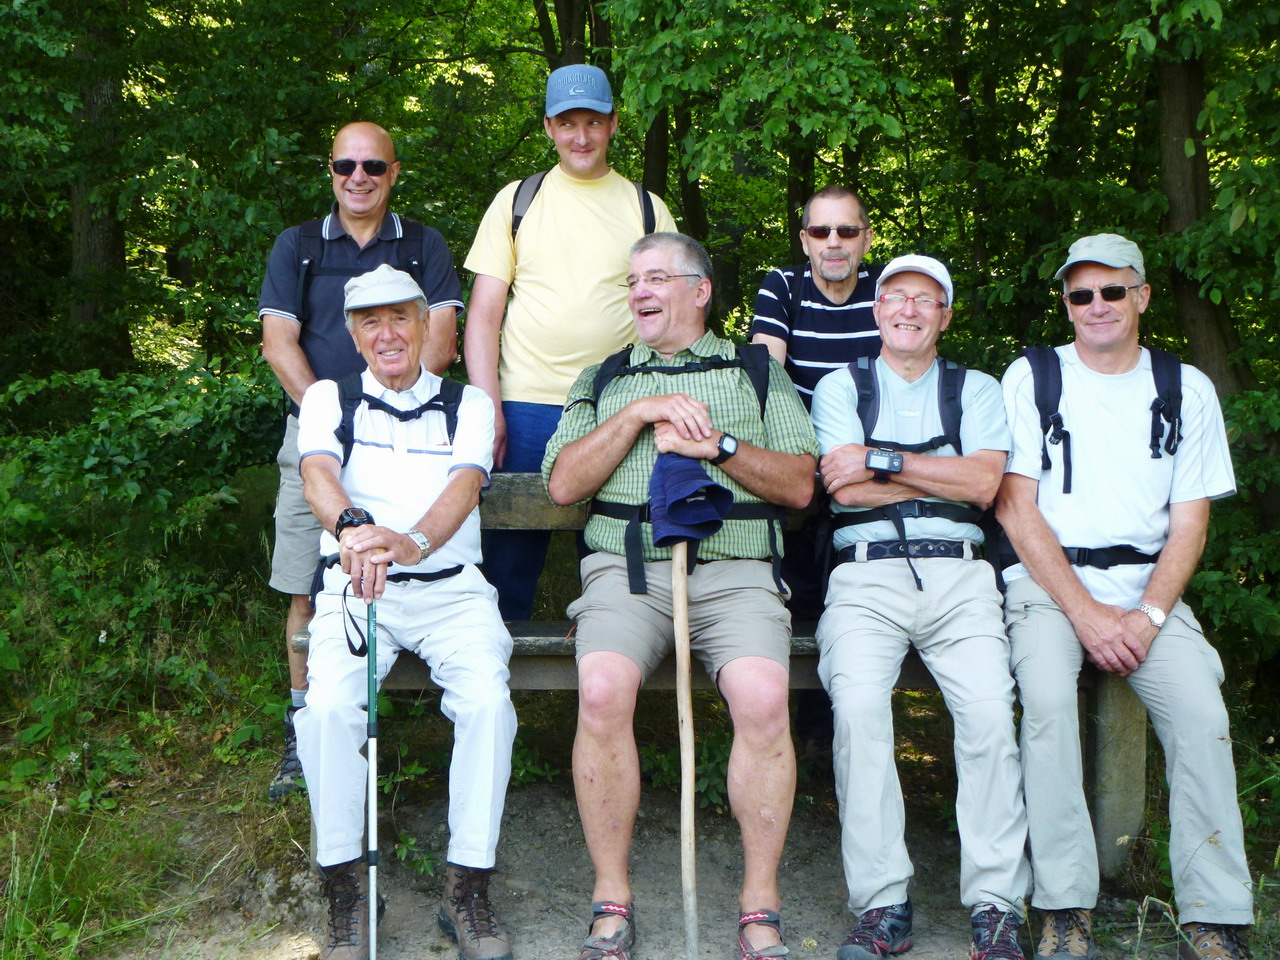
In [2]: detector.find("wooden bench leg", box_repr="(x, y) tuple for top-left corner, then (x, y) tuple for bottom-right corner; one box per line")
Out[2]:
(1084, 673), (1147, 878)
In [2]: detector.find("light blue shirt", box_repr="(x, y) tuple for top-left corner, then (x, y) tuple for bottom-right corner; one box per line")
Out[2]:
(810, 356), (1009, 548)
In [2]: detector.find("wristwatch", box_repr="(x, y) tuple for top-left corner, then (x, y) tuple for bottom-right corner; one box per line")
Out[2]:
(335, 507), (375, 538)
(1137, 602), (1166, 629)
(709, 433), (739, 466)
(406, 529), (432, 564)
(865, 448), (904, 484)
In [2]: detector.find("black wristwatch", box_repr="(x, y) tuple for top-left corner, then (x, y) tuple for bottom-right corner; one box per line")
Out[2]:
(865, 448), (904, 484)
(335, 507), (375, 538)
(709, 433), (739, 466)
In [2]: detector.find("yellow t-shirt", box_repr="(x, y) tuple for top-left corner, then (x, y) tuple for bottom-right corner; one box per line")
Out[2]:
(464, 165), (677, 405)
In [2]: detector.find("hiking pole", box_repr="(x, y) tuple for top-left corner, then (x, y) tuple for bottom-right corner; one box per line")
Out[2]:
(671, 541), (699, 960)
(366, 598), (379, 960)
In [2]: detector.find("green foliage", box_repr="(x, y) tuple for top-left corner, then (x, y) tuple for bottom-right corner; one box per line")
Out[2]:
(510, 736), (561, 785)
(639, 726), (733, 811)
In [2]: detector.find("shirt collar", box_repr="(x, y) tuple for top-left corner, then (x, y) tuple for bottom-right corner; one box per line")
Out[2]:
(322, 204), (402, 242)
(630, 329), (728, 365)
(360, 365), (440, 405)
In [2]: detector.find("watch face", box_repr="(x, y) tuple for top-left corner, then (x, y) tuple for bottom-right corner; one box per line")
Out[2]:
(722, 435), (738, 455)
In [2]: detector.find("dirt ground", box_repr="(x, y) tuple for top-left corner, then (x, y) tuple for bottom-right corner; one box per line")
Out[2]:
(120, 775), (1174, 960)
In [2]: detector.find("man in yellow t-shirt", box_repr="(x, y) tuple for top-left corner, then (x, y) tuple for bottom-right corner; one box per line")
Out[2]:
(464, 63), (676, 619)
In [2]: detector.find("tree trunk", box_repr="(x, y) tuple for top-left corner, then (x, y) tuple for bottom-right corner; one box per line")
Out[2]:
(643, 109), (669, 200)
(1156, 53), (1253, 395)
(786, 133), (814, 266)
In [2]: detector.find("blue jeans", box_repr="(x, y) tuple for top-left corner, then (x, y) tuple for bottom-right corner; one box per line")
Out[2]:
(482, 401), (564, 620)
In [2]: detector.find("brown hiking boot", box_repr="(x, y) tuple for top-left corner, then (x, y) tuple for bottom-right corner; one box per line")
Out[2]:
(1177, 923), (1252, 960)
(1036, 909), (1097, 959)
(319, 858), (371, 960)
(437, 862), (513, 960)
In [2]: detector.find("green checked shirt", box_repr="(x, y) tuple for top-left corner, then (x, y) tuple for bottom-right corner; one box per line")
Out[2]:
(542, 331), (818, 562)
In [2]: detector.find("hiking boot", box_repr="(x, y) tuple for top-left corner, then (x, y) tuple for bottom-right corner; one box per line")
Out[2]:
(1036, 909), (1097, 959)
(319, 858), (371, 960)
(268, 704), (304, 801)
(971, 905), (1024, 960)
(1177, 923), (1252, 960)
(838, 899), (913, 960)
(437, 862), (513, 960)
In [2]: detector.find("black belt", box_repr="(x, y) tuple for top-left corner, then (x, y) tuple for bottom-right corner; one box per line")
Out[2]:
(836, 538), (976, 564)
(824, 499), (985, 592)
(1063, 545), (1160, 569)
(589, 499), (786, 595)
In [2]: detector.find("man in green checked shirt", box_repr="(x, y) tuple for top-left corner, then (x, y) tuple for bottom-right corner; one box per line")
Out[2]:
(543, 232), (818, 960)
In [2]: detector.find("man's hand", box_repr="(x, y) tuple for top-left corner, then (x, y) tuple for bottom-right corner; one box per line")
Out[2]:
(630, 393), (713, 441)
(653, 420), (719, 459)
(820, 442), (874, 494)
(339, 524), (419, 602)
(1067, 600), (1151, 676)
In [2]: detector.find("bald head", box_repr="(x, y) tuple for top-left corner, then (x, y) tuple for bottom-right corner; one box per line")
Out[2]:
(329, 121), (400, 226)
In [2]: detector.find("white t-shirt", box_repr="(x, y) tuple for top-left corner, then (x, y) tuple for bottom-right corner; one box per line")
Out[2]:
(1001, 343), (1235, 607)
(811, 356), (1010, 547)
(297, 367), (494, 571)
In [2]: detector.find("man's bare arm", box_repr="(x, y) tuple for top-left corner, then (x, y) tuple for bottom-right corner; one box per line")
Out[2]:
(750, 331), (788, 368)
(425, 306), (459, 376)
(463, 274), (510, 466)
(822, 443), (1004, 508)
(654, 421), (814, 510)
(262, 314), (318, 406)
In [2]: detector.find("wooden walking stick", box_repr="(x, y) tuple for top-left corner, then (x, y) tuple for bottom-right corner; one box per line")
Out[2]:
(366, 599), (379, 960)
(671, 541), (698, 959)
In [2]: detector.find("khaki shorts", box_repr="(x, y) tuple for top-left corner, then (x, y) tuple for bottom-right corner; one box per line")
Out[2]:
(269, 415), (324, 595)
(569, 552), (791, 683)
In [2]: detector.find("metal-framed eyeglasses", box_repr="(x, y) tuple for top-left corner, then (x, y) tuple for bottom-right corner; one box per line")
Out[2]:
(878, 293), (946, 312)
(803, 224), (866, 240)
(620, 273), (702, 290)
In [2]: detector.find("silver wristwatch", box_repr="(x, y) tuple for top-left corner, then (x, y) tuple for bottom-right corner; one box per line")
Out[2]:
(1137, 602), (1166, 629)
(406, 530), (432, 564)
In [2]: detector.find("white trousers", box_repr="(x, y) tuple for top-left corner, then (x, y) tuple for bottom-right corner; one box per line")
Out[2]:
(1004, 576), (1252, 924)
(818, 557), (1030, 916)
(296, 564), (516, 869)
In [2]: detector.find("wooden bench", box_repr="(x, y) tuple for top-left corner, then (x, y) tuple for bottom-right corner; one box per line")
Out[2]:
(383, 473), (1147, 876)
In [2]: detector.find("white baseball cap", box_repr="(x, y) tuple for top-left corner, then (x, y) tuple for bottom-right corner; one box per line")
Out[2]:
(343, 264), (425, 313)
(876, 255), (954, 306)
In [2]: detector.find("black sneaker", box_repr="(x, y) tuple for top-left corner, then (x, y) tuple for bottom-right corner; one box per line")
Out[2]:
(838, 900), (913, 960)
(971, 905), (1024, 960)
(268, 704), (305, 801)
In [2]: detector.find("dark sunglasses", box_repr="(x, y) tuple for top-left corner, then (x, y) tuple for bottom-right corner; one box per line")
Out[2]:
(804, 224), (866, 240)
(331, 158), (390, 177)
(1065, 283), (1142, 306)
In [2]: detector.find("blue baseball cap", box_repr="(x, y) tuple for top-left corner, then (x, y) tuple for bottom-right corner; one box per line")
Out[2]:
(648, 453), (733, 547)
(545, 64), (614, 117)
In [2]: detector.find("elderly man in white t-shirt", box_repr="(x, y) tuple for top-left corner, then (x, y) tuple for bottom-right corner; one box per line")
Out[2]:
(812, 255), (1030, 960)
(296, 264), (517, 960)
(997, 234), (1252, 960)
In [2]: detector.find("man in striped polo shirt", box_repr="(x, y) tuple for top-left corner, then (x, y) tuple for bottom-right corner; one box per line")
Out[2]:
(544, 232), (818, 960)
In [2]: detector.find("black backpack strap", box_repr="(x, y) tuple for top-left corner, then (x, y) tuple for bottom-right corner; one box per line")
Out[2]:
(936, 359), (966, 456)
(294, 219), (326, 321)
(735, 342), (771, 419)
(511, 169), (550, 240)
(397, 218), (425, 290)
(850, 355), (879, 442)
(1147, 347), (1183, 458)
(334, 373), (365, 467)
(636, 182), (656, 235)
(787, 265), (804, 321)
(436, 377), (464, 444)
(581, 345), (636, 410)
(1025, 345), (1071, 494)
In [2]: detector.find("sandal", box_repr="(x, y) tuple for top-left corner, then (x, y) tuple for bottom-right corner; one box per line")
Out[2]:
(739, 909), (790, 959)
(579, 901), (635, 960)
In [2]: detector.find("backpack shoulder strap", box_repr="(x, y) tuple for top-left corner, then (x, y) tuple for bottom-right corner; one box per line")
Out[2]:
(397, 218), (426, 289)
(1147, 347), (1184, 458)
(936, 358), (967, 456)
(511, 169), (551, 240)
(437, 377), (464, 444)
(590, 345), (637, 408)
(735, 342), (771, 419)
(1024, 345), (1071, 493)
(787, 265), (806, 320)
(635, 182), (656, 235)
(293, 219), (327, 320)
(334, 373), (365, 467)
(850, 355), (879, 440)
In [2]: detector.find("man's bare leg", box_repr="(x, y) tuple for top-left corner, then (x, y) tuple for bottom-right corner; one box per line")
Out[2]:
(719, 656), (795, 950)
(286, 592), (313, 690)
(573, 651), (643, 939)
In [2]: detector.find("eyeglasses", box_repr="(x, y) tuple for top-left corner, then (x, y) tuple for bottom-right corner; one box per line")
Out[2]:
(620, 273), (702, 290)
(803, 224), (866, 240)
(1065, 283), (1142, 306)
(331, 158), (391, 177)
(879, 293), (945, 311)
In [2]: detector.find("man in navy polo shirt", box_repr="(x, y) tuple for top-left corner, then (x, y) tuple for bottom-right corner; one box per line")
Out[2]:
(258, 121), (463, 801)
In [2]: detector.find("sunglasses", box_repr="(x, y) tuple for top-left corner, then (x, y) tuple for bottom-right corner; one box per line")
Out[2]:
(1065, 283), (1142, 306)
(331, 158), (391, 177)
(804, 224), (866, 240)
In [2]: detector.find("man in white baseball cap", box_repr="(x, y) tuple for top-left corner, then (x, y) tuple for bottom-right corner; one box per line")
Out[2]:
(296, 265), (518, 960)
(810, 254), (1031, 960)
